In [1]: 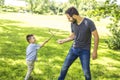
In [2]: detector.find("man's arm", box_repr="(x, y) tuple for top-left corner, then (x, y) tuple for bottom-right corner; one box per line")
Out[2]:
(57, 32), (75, 44)
(92, 30), (99, 60)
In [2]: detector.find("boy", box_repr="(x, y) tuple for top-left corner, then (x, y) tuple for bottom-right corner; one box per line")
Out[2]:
(25, 34), (50, 80)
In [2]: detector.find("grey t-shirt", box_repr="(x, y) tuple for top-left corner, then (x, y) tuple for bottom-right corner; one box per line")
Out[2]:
(71, 18), (96, 50)
(26, 43), (41, 61)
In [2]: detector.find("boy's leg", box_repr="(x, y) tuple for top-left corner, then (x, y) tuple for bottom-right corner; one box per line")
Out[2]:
(25, 61), (34, 80)
(79, 49), (91, 80)
(58, 47), (78, 80)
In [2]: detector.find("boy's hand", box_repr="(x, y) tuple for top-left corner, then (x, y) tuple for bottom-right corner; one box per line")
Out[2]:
(41, 35), (53, 47)
(45, 40), (49, 43)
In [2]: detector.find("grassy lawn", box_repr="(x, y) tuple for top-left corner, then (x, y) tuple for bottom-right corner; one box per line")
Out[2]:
(0, 14), (120, 80)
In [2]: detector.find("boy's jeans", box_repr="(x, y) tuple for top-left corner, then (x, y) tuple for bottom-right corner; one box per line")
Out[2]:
(58, 47), (91, 80)
(25, 61), (34, 80)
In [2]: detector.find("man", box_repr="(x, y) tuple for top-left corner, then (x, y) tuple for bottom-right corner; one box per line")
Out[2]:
(57, 7), (99, 80)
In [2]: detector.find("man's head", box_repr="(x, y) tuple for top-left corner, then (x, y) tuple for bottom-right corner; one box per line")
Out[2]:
(26, 34), (36, 43)
(65, 7), (79, 23)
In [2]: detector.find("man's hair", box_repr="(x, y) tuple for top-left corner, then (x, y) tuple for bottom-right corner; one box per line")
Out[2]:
(65, 7), (79, 17)
(26, 34), (33, 43)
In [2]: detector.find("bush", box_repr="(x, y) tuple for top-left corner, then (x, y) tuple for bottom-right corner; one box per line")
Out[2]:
(94, 0), (120, 50)
(106, 22), (120, 50)
(2, 6), (26, 13)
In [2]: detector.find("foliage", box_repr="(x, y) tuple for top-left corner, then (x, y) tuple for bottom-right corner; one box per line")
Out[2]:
(1, 5), (19, 12)
(25, 0), (63, 14)
(103, 0), (120, 50)
(106, 23), (120, 49)
(0, 0), (4, 6)
(92, 0), (120, 50)
(49, 1), (66, 15)
(25, 0), (42, 13)
(68, 0), (97, 16)
(1, 0), (98, 15)
(69, 0), (81, 8)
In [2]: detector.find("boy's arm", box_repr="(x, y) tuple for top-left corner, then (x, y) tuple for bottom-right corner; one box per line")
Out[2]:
(40, 35), (53, 47)
(40, 40), (49, 47)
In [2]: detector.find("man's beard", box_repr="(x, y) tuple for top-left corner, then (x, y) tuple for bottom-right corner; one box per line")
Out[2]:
(72, 18), (77, 23)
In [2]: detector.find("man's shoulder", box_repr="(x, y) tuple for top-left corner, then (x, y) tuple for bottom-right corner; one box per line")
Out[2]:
(84, 17), (94, 23)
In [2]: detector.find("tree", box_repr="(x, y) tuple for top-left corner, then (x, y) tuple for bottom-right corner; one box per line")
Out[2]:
(25, 0), (41, 13)
(0, 0), (4, 6)
(68, 0), (97, 16)
(69, 0), (80, 8)
(25, 0), (50, 14)
(93, 0), (120, 50)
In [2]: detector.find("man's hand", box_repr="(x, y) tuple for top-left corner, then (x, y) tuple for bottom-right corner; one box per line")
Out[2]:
(92, 51), (97, 60)
(57, 32), (74, 44)
(57, 39), (65, 44)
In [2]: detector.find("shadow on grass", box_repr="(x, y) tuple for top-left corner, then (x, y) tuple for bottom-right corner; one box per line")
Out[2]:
(0, 19), (120, 80)
(98, 37), (120, 62)
(0, 19), (71, 80)
(91, 37), (120, 80)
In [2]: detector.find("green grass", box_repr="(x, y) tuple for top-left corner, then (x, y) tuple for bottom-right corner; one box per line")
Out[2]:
(0, 19), (120, 80)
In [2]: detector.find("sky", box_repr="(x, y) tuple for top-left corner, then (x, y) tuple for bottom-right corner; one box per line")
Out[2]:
(55, 0), (120, 4)
(51, 0), (68, 3)
(4, 0), (120, 6)
(4, 0), (27, 7)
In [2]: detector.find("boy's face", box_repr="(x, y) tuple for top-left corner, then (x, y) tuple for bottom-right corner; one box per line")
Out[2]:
(29, 36), (36, 43)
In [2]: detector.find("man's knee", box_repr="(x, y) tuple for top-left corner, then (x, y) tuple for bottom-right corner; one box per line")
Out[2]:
(61, 64), (69, 71)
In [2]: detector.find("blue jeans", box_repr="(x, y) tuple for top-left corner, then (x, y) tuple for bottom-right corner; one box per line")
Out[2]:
(58, 47), (91, 80)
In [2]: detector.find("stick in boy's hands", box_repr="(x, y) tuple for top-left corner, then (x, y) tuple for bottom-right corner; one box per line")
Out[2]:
(46, 35), (54, 42)
(49, 29), (57, 40)
(41, 35), (54, 47)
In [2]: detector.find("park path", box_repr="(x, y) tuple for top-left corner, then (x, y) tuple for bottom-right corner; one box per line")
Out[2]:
(0, 13), (71, 32)
(0, 13), (110, 36)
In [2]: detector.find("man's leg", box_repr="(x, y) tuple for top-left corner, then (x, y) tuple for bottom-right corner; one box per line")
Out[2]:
(24, 61), (34, 80)
(58, 47), (78, 80)
(79, 49), (91, 80)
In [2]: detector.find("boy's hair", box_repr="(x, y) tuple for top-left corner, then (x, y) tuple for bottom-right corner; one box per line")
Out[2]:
(65, 7), (79, 17)
(26, 34), (33, 43)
